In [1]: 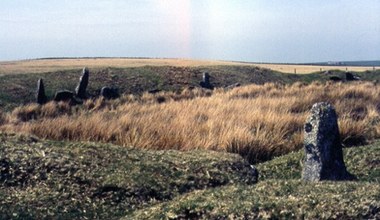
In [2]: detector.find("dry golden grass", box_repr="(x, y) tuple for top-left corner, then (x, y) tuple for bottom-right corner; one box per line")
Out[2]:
(2, 82), (380, 163)
(254, 63), (375, 74)
(0, 58), (375, 75)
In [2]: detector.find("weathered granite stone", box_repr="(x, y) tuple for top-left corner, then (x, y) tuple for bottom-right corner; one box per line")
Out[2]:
(100, 87), (119, 100)
(54, 90), (74, 102)
(75, 67), (89, 99)
(302, 102), (356, 181)
(36, 79), (47, 105)
(200, 72), (213, 89)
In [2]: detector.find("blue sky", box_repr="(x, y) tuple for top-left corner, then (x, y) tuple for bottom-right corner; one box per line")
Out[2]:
(0, 0), (379, 62)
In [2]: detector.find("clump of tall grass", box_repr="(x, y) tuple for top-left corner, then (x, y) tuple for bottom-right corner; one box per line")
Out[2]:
(2, 82), (380, 163)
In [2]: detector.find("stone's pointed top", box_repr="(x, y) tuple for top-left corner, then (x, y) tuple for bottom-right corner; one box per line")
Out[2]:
(83, 67), (89, 74)
(302, 102), (356, 181)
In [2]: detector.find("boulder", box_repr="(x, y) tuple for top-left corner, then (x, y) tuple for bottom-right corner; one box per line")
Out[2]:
(148, 89), (161, 94)
(100, 87), (119, 100)
(54, 90), (75, 102)
(75, 67), (89, 99)
(302, 102), (356, 181)
(36, 79), (47, 105)
(329, 76), (342, 81)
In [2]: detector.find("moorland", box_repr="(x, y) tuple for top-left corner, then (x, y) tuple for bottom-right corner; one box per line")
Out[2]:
(0, 58), (379, 219)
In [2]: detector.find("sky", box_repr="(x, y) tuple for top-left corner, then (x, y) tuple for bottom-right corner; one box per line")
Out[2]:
(0, 0), (379, 63)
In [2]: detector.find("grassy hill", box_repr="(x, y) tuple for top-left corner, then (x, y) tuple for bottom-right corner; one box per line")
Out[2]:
(0, 133), (379, 219)
(1, 64), (380, 110)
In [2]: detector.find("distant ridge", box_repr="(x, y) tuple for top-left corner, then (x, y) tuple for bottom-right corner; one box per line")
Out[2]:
(301, 60), (380, 67)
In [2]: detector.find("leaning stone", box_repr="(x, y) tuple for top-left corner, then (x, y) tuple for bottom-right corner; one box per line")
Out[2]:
(75, 67), (89, 99)
(225, 83), (241, 90)
(36, 78), (47, 105)
(302, 102), (356, 181)
(100, 87), (119, 100)
(54, 90), (74, 102)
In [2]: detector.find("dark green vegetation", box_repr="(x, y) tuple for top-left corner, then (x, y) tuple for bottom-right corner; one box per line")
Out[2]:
(1, 65), (380, 110)
(1, 133), (379, 219)
(0, 133), (257, 219)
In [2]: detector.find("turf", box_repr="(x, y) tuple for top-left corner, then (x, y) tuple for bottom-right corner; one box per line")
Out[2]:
(0, 133), (379, 219)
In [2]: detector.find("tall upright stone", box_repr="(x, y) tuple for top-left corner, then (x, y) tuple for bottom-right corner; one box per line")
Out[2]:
(75, 67), (89, 99)
(302, 102), (355, 181)
(200, 72), (213, 89)
(36, 78), (47, 105)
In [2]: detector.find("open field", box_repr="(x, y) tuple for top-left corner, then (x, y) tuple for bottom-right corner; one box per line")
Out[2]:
(0, 58), (376, 75)
(2, 81), (380, 163)
(0, 133), (378, 219)
(254, 63), (376, 74)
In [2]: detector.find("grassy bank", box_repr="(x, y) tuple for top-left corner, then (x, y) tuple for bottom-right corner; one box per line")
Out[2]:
(0, 133), (379, 219)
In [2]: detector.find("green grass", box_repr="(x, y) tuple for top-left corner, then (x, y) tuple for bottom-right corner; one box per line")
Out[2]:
(127, 144), (380, 219)
(0, 133), (257, 219)
(1, 132), (379, 219)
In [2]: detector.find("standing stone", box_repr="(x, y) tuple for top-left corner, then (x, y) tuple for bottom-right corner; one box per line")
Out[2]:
(75, 67), (89, 99)
(302, 102), (355, 181)
(200, 72), (213, 89)
(36, 78), (47, 105)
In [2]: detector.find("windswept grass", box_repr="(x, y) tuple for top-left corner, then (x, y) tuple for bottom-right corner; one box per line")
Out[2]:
(2, 81), (380, 163)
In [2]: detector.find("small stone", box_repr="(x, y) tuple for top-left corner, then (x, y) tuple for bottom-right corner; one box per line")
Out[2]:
(329, 76), (342, 81)
(302, 102), (356, 181)
(100, 87), (119, 100)
(54, 90), (74, 102)
(225, 83), (241, 90)
(345, 72), (355, 81)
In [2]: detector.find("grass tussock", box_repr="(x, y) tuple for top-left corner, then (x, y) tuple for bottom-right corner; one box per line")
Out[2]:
(2, 82), (380, 163)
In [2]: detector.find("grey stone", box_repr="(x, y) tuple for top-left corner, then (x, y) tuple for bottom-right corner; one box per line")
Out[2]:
(54, 90), (74, 102)
(346, 72), (360, 81)
(148, 89), (161, 94)
(302, 102), (356, 181)
(100, 87), (119, 100)
(225, 83), (241, 90)
(200, 72), (213, 89)
(75, 67), (89, 99)
(329, 76), (342, 81)
(36, 78), (47, 105)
